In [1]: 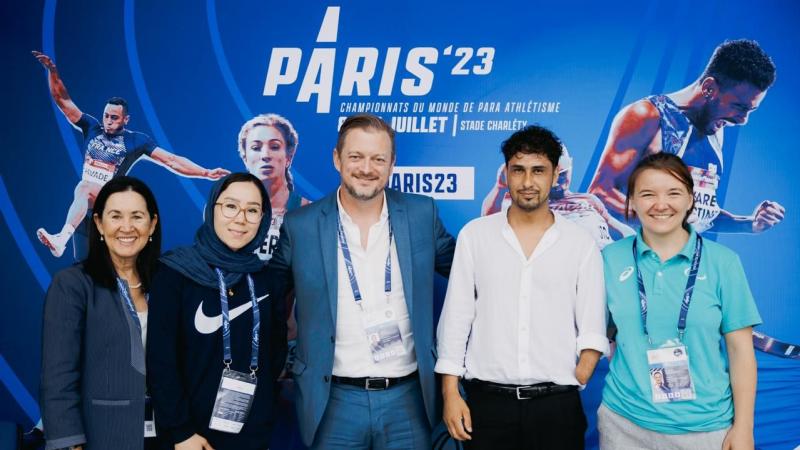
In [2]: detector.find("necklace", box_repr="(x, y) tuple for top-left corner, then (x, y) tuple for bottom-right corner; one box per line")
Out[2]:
(129, 282), (143, 289)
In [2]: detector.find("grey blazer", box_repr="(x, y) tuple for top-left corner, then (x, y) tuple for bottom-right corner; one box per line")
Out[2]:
(40, 265), (149, 450)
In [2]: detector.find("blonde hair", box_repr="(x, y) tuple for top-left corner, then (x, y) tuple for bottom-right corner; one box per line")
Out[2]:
(238, 114), (299, 190)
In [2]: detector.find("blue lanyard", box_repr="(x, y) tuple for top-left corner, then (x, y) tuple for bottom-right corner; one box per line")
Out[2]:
(214, 269), (260, 374)
(336, 214), (393, 309)
(116, 278), (147, 333)
(632, 234), (702, 344)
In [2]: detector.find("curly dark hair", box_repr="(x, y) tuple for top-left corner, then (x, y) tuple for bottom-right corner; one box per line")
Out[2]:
(500, 125), (563, 168)
(701, 39), (776, 91)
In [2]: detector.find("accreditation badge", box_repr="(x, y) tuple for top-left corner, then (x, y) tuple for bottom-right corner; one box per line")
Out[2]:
(208, 369), (257, 433)
(144, 395), (156, 437)
(362, 303), (406, 363)
(646, 342), (696, 403)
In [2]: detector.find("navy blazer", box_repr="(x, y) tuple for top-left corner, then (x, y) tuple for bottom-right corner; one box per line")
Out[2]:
(268, 188), (455, 446)
(40, 266), (154, 450)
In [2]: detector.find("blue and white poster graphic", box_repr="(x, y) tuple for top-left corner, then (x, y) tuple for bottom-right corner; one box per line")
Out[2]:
(1, 1), (799, 449)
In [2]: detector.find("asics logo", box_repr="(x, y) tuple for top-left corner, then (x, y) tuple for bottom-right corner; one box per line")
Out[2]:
(619, 266), (634, 282)
(194, 294), (269, 334)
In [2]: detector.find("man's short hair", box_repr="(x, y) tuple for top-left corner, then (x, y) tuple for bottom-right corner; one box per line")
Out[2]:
(701, 39), (776, 91)
(106, 97), (129, 115)
(336, 114), (396, 159)
(501, 125), (562, 168)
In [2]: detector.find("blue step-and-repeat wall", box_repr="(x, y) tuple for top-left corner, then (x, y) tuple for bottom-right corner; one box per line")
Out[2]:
(1, 1), (798, 449)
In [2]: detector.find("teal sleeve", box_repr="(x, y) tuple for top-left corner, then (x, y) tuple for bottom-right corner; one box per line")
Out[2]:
(720, 254), (762, 334)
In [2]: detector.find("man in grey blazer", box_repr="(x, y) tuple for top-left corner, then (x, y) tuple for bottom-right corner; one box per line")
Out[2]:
(268, 114), (455, 449)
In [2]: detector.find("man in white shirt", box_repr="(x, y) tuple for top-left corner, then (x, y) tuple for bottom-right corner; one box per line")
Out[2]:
(435, 125), (609, 449)
(268, 114), (456, 449)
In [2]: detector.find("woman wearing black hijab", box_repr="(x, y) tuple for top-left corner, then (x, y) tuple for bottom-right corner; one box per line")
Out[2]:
(147, 173), (287, 450)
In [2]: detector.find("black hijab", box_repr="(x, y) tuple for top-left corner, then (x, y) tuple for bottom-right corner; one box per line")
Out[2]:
(161, 173), (271, 289)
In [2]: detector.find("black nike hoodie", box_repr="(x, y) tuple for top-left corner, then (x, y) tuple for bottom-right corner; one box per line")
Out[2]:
(146, 264), (287, 449)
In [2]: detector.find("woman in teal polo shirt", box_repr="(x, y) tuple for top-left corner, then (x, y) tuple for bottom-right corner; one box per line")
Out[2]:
(599, 153), (761, 450)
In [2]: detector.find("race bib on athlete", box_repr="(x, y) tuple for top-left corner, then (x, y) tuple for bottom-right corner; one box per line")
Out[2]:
(209, 369), (257, 433)
(363, 304), (406, 363)
(82, 157), (116, 186)
(646, 343), (696, 403)
(688, 163), (721, 233)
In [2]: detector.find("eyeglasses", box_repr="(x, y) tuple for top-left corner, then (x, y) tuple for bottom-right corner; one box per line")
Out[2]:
(215, 202), (263, 224)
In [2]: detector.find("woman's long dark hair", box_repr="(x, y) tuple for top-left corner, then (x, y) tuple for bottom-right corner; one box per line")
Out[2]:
(84, 176), (162, 291)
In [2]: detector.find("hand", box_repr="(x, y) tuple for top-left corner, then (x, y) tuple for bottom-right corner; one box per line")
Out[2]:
(175, 433), (215, 450)
(495, 164), (507, 189)
(721, 423), (754, 450)
(751, 200), (784, 233)
(443, 391), (472, 441)
(205, 168), (231, 180)
(32, 51), (57, 71)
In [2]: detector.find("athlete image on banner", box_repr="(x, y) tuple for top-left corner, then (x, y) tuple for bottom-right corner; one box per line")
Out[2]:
(588, 39), (784, 234)
(32, 51), (230, 259)
(238, 113), (309, 449)
(585, 39), (797, 360)
(238, 113), (311, 263)
(481, 146), (634, 249)
(4, 3), (800, 449)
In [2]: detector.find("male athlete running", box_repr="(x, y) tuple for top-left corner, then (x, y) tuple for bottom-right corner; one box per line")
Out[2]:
(588, 39), (784, 234)
(587, 39), (795, 360)
(33, 51), (229, 257)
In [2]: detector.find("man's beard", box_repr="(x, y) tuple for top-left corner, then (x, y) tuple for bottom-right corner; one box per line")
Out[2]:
(512, 191), (546, 212)
(343, 179), (383, 201)
(692, 103), (716, 135)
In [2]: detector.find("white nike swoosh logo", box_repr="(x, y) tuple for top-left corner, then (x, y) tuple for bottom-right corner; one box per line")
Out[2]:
(194, 294), (269, 334)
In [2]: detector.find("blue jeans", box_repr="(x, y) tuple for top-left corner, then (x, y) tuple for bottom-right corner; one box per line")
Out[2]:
(310, 378), (431, 450)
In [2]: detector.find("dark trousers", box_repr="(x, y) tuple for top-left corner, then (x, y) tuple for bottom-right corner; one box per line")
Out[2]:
(463, 383), (586, 450)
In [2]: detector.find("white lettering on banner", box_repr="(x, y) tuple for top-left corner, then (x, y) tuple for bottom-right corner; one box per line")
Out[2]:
(390, 116), (448, 133)
(389, 167), (474, 200)
(297, 48), (336, 112)
(262, 6), (496, 113)
(339, 47), (379, 96)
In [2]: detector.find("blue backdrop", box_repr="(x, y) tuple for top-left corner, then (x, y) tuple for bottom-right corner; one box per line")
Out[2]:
(1, 1), (799, 449)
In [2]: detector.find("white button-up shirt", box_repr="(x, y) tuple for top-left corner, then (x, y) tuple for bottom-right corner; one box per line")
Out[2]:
(435, 211), (609, 386)
(332, 191), (417, 377)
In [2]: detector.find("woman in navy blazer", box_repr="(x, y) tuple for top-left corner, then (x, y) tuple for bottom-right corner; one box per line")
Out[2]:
(40, 176), (165, 450)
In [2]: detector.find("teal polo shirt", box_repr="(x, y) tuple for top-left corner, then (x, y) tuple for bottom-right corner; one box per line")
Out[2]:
(601, 228), (761, 434)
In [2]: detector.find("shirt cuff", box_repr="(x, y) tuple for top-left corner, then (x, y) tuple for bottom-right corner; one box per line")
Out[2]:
(576, 332), (610, 357)
(721, 319), (762, 334)
(434, 359), (466, 377)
